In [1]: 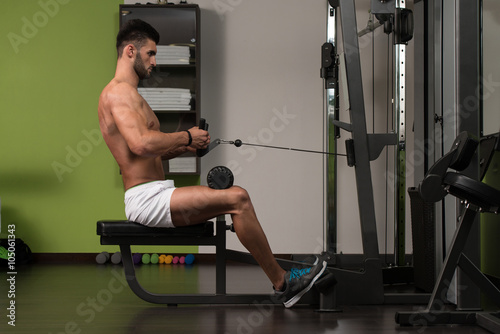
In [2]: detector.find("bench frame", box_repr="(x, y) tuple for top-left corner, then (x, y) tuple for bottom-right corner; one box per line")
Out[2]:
(98, 215), (333, 306)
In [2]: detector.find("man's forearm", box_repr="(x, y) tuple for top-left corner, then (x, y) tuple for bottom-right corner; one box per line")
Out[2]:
(161, 145), (190, 160)
(134, 130), (189, 157)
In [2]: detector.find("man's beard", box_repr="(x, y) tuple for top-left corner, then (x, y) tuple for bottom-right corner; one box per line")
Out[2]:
(134, 54), (151, 80)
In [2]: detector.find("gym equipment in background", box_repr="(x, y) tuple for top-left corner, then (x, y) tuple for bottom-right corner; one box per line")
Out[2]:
(396, 132), (500, 332)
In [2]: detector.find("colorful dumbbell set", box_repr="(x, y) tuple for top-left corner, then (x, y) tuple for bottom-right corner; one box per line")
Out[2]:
(96, 251), (195, 265)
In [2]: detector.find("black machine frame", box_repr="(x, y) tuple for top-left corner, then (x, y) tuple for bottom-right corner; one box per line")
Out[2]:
(319, 0), (426, 305)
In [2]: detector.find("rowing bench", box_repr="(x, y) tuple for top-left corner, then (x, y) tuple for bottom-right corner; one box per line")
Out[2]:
(97, 215), (336, 307)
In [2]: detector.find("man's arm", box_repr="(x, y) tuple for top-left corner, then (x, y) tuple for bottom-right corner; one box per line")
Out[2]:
(161, 145), (195, 160)
(109, 84), (207, 157)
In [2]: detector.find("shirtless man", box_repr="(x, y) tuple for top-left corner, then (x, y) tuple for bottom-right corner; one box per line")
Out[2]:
(98, 19), (326, 308)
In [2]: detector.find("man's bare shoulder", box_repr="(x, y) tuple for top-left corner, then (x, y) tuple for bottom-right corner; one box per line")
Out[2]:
(100, 79), (140, 107)
(99, 80), (145, 127)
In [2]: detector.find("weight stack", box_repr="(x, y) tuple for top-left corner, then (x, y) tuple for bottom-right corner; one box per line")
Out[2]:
(409, 187), (436, 293)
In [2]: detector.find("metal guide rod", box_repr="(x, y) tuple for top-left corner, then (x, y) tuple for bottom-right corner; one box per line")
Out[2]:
(326, 2), (338, 254)
(394, 0), (407, 267)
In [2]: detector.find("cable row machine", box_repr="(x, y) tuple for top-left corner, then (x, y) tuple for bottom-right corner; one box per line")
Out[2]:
(326, 6), (500, 333)
(96, 0), (420, 310)
(195, 0), (419, 307)
(316, 0), (421, 306)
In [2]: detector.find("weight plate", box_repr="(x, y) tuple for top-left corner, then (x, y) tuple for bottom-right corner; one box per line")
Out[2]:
(207, 166), (234, 189)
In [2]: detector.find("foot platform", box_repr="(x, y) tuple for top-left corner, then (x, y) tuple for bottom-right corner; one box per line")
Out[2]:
(314, 271), (342, 312)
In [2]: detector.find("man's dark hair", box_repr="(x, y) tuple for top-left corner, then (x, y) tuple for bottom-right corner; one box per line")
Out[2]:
(116, 19), (160, 57)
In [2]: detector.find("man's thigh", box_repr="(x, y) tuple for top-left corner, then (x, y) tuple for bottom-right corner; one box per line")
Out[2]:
(170, 185), (239, 227)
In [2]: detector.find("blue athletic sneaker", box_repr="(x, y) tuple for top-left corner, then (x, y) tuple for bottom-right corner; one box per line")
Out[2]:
(274, 260), (327, 308)
(297, 255), (319, 266)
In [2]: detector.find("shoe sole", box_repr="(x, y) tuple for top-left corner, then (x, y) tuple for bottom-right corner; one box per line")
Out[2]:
(283, 261), (327, 308)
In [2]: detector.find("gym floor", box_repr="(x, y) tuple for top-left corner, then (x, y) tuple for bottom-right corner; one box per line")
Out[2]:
(0, 261), (491, 334)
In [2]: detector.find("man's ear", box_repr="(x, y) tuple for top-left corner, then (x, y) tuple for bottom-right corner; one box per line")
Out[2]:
(125, 44), (136, 58)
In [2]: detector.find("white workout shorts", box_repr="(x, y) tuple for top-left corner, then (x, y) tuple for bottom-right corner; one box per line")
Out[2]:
(124, 180), (177, 228)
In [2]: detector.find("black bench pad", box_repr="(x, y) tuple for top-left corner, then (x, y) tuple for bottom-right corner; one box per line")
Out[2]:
(444, 173), (500, 213)
(96, 220), (214, 237)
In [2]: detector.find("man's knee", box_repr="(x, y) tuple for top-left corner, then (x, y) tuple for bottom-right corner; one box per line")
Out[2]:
(228, 186), (251, 210)
(229, 185), (250, 201)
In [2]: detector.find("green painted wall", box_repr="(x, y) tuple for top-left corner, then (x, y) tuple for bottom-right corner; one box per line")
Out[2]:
(0, 0), (197, 254)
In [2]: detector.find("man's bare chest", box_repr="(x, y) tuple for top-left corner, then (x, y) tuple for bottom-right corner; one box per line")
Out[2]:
(140, 98), (160, 131)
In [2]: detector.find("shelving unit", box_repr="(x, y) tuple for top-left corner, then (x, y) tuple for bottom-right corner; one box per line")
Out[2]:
(120, 4), (201, 175)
